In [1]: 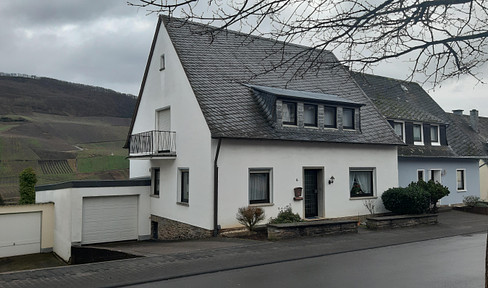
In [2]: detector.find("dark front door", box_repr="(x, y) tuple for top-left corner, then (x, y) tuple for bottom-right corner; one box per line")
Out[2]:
(304, 169), (319, 218)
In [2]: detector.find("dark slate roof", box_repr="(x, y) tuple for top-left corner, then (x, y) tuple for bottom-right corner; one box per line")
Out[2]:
(351, 72), (461, 158)
(351, 73), (447, 124)
(446, 113), (488, 157)
(146, 16), (402, 145)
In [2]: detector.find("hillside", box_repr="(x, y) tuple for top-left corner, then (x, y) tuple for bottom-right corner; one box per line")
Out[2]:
(0, 73), (137, 203)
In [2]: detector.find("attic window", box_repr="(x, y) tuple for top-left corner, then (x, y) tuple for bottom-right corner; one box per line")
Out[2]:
(304, 104), (318, 127)
(282, 101), (297, 125)
(159, 54), (165, 71)
(343, 108), (355, 129)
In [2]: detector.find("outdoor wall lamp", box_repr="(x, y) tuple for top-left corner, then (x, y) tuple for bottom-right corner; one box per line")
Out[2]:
(328, 176), (335, 184)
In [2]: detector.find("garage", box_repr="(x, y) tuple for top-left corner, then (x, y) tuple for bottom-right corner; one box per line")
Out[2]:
(0, 212), (41, 257)
(82, 196), (138, 244)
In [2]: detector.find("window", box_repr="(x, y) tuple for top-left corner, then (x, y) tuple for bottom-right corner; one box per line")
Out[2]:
(249, 169), (271, 204)
(343, 108), (355, 129)
(153, 168), (160, 196)
(430, 169), (441, 183)
(413, 123), (423, 144)
(456, 169), (466, 191)
(349, 169), (374, 198)
(304, 104), (317, 127)
(179, 169), (189, 203)
(159, 54), (165, 71)
(393, 122), (404, 141)
(417, 169), (425, 181)
(282, 102), (297, 125)
(324, 106), (337, 128)
(430, 125), (439, 144)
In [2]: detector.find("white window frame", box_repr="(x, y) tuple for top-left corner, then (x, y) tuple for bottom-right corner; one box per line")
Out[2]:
(349, 168), (376, 199)
(456, 169), (467, 192)
(413, 123), (424, 145)
(429, 169), (442, 184)
(177, 168), (189, 205)
(417, 169), (425, 181)
(430, 125), (440, 146)
(248, 168), (273, 205)
(393, 121), (405, 142)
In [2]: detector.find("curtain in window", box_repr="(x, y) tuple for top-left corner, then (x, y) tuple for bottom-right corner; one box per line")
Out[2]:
(457, 170), (465, 190)
(282, 103), (295, 123)
(349, 171), (372, 197)
(430, 126), (439, 142)
(324, 107), (336, 127)
(394, 123), (403, 138)
(181, 171), (189, 202)
(249, 172), (269, 203)
(413, 124), (422, 141)
(304, 105), (317, 126)
(343, 109), (354, 128)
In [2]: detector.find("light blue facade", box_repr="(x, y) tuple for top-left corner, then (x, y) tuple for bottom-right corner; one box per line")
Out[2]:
(398, 157), (480, 205)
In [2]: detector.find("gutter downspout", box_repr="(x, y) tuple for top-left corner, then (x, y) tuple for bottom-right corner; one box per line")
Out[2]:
(213, 138), (222, 236)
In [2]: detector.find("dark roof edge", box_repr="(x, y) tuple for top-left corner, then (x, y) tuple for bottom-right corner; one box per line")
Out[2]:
(124, 15), (164, 149)
(398, 155), (482, 160)
(35, 178), (151, 192)
(212, 136), (403, 146)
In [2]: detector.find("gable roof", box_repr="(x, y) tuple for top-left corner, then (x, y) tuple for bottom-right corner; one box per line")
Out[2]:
(126, 16), (403, 147)
(352, 72), (486, 158)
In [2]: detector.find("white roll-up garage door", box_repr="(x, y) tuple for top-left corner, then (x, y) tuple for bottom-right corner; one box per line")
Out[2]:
(82, 196), (138, 244)
(0, 212), (41, 257)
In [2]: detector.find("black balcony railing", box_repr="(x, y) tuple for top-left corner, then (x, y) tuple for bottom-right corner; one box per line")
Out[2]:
(129, 130), (176, 156)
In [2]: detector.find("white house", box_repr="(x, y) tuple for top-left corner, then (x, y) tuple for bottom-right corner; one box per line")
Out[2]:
(124, 16), (403, 240)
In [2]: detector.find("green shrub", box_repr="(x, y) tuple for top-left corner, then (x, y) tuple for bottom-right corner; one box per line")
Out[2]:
(409, 180), (449, 213)
(268, 205), (302, 224)
(381, 186), (430, 215)
(463, 195), (480, 207)
(236, 206), (265, 231)
(18, 168), (37, 205)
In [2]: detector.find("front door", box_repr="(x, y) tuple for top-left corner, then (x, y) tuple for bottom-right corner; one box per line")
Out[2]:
(304, 169), (319, 218)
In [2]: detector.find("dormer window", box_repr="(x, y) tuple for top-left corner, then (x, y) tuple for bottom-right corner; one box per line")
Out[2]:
(282, 101), (297, 125)
(304, 104), (318, 127)
(393, 121), (405, 141)
(343, 108), (355, 130)
(324, 106), (337, 128)
(430, 125), (440, 145)
(413, 123), (423, 145)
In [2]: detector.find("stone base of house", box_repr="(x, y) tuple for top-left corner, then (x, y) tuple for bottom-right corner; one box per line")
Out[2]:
(366, 214), (438, 230)
(151, 215), (212, 240)
(267, 220), (358, 240)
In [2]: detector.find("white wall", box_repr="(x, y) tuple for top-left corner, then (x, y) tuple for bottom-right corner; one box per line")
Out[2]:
(129, 21), (214, 230)
(216, 139), (398, 228)
(36, 184), (150, 262)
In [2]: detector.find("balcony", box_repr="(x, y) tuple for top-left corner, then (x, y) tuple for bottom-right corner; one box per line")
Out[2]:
(129, 130), (176, 159)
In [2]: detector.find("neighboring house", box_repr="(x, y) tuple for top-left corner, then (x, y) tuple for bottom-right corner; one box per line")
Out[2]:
(446, 110), (488, 201)
(352, 72), (483, 205)
(124, 16), (403, 240)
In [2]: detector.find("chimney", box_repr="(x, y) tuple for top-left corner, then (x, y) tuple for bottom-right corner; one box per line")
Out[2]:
(470, 109), (479, 132)
(452, 109), (464, 115)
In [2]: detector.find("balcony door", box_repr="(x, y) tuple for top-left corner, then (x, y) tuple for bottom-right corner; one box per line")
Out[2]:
(156, 108), (171, 153)
(157, 108), (171, 131)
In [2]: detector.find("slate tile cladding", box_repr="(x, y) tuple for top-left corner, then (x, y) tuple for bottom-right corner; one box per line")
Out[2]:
(446, 113), (488, 157)
(159, 16), (402, 146)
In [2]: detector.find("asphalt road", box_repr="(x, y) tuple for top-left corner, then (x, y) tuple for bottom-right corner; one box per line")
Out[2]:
(131, 233), (486, 288)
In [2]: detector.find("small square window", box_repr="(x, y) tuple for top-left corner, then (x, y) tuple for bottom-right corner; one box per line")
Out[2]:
(430, 125), (439, 144)
(249, 169), (271, 204)
(413, 124), (423, 143)
(343, 108), (355, 129)
(350, 169), (374, 198)
(456, 169), (466, 191)
(180, 169), (189, 203)
(304, 104), (318, 127)
(394, 122), (404, 141)
(324, 106), (337, 128)
(153, 168), (160, 196)
(282, 102), (297, 125)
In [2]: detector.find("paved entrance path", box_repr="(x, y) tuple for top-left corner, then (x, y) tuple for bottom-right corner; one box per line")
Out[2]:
(0, 209), (486, 288)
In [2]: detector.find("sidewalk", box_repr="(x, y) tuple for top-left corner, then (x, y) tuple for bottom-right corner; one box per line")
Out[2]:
(0, 209), (486, 288)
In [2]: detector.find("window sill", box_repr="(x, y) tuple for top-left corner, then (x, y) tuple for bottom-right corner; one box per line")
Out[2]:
(456, 190), (467, 193)
(431, 142), (441, 146)
(249, 203), (274, 207)
(304, 125), (319, 129)
(177, 202), (189, 206)
(414, 142), (424, 146)
(150, 194), (160, 198)
(349, 196), (377, 200)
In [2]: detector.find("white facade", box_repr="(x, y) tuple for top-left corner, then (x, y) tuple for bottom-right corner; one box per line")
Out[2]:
(36, 182), (150, 262)
(128, 21), (400, 232)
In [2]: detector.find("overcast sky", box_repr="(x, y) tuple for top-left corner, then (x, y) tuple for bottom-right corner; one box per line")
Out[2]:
(1, 1), (486, 116)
